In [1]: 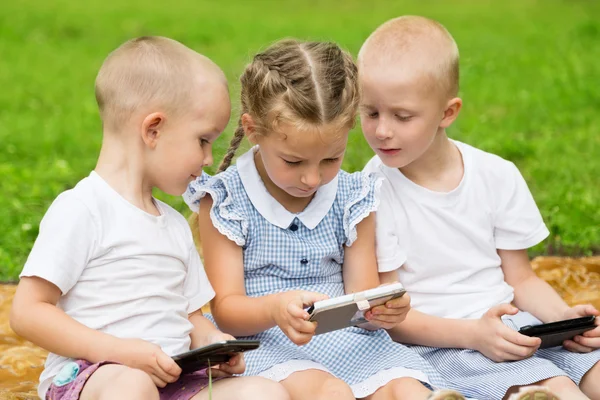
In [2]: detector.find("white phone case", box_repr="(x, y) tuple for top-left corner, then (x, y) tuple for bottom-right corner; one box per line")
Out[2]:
(308, 282), (406, 335)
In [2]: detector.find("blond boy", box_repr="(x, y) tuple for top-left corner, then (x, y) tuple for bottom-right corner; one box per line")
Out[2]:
(11, 37), (288, 400)
(359, 16), (600, 400)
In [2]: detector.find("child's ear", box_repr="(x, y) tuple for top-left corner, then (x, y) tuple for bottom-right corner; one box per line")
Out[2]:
(440, 97), (462, 129)
(241, 113), (258, 144)
(141, 112), (166, 148)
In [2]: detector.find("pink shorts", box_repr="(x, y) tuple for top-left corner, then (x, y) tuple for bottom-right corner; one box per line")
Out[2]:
(46, 360), (220, 400)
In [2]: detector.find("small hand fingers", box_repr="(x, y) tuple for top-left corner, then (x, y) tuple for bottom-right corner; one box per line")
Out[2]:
(503, 327), (541, 348)
(287, 303), (310, 320)
(573, 335), (600, 349)
(563, 339), (593, 353)
(150, 373), (169, 388)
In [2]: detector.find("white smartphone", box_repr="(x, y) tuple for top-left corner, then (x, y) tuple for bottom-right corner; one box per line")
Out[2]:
(307, 282), (406, 335)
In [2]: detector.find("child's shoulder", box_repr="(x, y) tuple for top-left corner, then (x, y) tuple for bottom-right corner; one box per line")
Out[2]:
(48, 172), (101, 217)
(454, 140), (522, 184)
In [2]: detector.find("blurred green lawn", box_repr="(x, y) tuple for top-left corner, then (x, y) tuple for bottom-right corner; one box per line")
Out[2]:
(1, 0), (599, 281)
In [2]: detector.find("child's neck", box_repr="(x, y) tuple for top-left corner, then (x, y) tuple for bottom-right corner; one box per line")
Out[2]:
(254, 151), (313, 213)
(399, 130), (464, 193)
(95, 134), (160, 216)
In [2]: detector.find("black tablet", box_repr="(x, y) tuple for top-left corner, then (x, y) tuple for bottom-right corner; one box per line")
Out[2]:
(518, 315), (596, 348)
(172, 340), (260, 374)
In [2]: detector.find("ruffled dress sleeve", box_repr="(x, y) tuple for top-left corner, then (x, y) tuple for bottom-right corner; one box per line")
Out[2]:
(340, 171), (383, 246)
(183, 170), (248, 247)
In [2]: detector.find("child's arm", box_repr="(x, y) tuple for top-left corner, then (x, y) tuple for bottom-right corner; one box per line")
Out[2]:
(197, 196), (327, 345)
(10, 277), (181, 387)
(500, 248), (600, 352)
(387, 301), (541, 362)
(342, 214), (411, 329)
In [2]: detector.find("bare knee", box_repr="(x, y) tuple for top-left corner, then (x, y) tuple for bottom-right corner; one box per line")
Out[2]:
(317, 377), (354, 400)
(541, 375), (578, 392)
(235, 377), (290, 400)
(82, 365), (158, 400)
(384, 377), (431, 400)
(580, 360), (600, 398)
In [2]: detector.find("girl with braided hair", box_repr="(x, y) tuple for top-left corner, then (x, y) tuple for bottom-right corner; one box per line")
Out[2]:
(184, 39), (463, 400)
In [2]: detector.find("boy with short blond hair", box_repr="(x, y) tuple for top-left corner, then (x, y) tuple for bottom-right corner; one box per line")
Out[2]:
(360, 16), (600, 400)
(11, 36), (289, 400)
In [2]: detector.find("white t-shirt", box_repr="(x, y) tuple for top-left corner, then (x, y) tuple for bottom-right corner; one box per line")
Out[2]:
(20, 171), (214, 398)
(363, 140), (549, 320)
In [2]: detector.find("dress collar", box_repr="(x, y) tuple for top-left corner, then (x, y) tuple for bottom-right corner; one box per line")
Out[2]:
(236, 146), (338, 230)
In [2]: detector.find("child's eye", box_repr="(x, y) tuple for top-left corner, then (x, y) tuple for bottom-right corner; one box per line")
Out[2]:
(396, 114), (412, 122)
(323, 158), (340, 164)
(199, 138), (210, 146)
(283, 159), (301, 165)
(368, 112), (379, 119)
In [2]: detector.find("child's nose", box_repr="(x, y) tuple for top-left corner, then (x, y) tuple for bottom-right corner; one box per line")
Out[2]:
(301, 168), (321, 188)
(375, 120), (393, 140)
(203, 152), (213, 167)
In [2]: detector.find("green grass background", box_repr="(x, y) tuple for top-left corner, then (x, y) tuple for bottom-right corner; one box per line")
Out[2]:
(1, 0), (599, 281)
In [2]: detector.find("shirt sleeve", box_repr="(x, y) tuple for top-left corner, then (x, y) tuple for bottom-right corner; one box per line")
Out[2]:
(184, 247), (215, 314)
(375, 179), (408, 272)
(20, 192), (96, 294)
(494, 163), (550, 250)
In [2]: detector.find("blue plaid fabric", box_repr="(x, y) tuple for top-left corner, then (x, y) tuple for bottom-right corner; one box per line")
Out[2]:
(184, 161), (444, 391)
(411, 311), (600, 399)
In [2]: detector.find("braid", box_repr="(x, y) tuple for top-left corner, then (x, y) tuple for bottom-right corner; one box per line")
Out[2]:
(218, 118), (245, 172)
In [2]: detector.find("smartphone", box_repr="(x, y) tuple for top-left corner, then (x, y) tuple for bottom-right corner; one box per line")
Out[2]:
(172, 340), (260, 374)
(519, 315), (596, 348)
(307, 283), (406, 335)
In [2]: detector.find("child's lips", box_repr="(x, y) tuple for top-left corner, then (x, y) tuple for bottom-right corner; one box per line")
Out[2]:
(379, 148), (401, 156)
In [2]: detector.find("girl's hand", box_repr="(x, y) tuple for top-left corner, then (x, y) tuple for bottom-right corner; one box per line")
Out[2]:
(473, 304), (541, 362)
(113, 338), (181, 387)
(271, 290), (329, 346)
(364, 293), (411, 329)
(561, 305), (600, 353)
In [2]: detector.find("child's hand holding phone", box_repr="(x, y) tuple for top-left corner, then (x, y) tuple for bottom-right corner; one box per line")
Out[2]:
(112, 337), (182, 388)
(561, 305), (600, 353)
(472, 304), (541, 362)
(364, 291), (411, 329)
(200, 332), (247, 376)
(271, 290), (329, 345)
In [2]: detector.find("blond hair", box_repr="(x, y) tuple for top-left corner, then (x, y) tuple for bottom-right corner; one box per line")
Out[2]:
(95, 36), (221, 131)
(217, 39), (359, 172)
(358, 16), (460, 98)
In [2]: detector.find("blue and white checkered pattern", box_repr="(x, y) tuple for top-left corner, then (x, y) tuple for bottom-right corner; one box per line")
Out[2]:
(185, 167), (445, 391)
(411, 311), (600, 399)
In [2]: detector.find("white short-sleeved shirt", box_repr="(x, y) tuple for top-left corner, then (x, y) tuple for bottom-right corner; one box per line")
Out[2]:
(20, 171), (214, 398)
(363, 140), (549, 320)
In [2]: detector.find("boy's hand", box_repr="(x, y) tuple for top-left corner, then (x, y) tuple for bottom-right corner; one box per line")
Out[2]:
(364, 293), (411, 329)
(113, 338), (181, 388)
(561, 305), (600, 353)
(271, 290), (329, 346)
(473, 304), (541, 362)
(200, 331), (247, 377)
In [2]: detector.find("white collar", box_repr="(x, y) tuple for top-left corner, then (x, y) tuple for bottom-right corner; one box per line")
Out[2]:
(236, 146), (338, 230)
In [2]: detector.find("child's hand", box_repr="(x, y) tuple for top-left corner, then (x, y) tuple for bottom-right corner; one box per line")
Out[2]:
(473, 304), (541, 362)
(364, 293), (411, 329)
(113, 338), (181, 387)
(199, 331), (247, 377)
(561, 305), (600, 353)
(271, 290), (329, 346)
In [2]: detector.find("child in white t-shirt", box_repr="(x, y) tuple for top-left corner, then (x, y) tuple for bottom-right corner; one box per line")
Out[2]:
(358, 16), (600, 400)
(10, 36), (289, 400)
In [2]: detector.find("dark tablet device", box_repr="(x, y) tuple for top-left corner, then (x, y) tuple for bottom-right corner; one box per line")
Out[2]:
(172, 340), (260, 374)
(519, 315), (596, 348)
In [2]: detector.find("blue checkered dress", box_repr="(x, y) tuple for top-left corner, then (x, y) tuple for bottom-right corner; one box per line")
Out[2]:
(184, 157), (445, 397)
